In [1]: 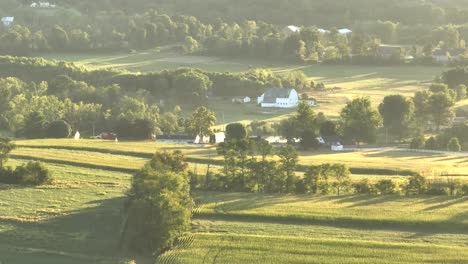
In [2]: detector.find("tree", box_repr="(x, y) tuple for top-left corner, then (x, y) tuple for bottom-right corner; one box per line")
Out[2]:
(183, 36), (200, 53)
(340, 97), (382, 145)
(429, 92), (455, 130)
(186, 106), (216, 139)
(123, 151), (192, 254)
(374, 179), (397, 195)
(277, 145), (298, 193)
(225, 123), (248, 141)
(378, 95), (414, 141)
(46, 120), (72, 138)
(23, 111), (47, 139)
(425, 137), (439, 150)
(294, 102), (319, 149)
(447, 137), (461, 152)
(404, 175), (428, 195)
(410, 135), (425, 149)
(0, 137), (15, 168)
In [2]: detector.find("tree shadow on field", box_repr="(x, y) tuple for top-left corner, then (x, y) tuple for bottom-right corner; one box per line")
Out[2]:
(0, 197), (151, 264)
(333, 194), (403, 208)
(364, 150), (443, 159)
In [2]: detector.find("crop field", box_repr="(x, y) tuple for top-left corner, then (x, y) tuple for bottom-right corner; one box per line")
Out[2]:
(36, 50), (445, 119)
(1, 139), (467, 263)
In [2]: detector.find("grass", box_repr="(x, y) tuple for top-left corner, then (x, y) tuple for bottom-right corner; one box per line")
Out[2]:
(1, 138), (468, 263)
(157, 233), (468, 264)
(14, 139), (468, 176)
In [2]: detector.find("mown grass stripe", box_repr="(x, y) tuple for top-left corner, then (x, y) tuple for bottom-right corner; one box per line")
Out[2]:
(10, 154), (137, 174)
(17, 145), (418, 176)
(193, 212), (468, 234)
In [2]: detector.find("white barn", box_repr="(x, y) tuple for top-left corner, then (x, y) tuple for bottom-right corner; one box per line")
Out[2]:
(257, 88), (299, 108)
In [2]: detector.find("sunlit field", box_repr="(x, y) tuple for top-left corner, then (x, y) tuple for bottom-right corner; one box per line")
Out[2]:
(36, 50), (444, 118)
(1, 139), (467, 263)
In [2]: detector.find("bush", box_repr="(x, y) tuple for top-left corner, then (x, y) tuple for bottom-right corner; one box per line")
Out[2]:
(353, 179), (376, 194)
(0, 162), (52, 185)
(226, 123), (248, 140)
(462, 184), (468, 196)
(404, 175), (428, 195)
(374, 179), (397, 195)
(410, 135), (425, 149)
(425, 137), (439, 150)
(46, 120), (72, 138)
(123, 151), (193, 254)
(447, 137), (461, 152)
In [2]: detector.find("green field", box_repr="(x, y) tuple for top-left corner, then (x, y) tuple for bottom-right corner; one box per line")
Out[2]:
(36, 50), (448, 119)
(0, 139), (467, 263)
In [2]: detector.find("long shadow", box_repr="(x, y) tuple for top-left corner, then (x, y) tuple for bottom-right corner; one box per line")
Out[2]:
(0, 197), (151, 264)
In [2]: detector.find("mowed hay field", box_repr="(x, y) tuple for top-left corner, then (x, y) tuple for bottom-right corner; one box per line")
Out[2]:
(0, 139), (467, 263)
(36, 50), (450, 119)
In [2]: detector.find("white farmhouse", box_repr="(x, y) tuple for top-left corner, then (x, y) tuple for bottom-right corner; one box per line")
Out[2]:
(257, 88), (299, 108)
(1, 17), (14, 27)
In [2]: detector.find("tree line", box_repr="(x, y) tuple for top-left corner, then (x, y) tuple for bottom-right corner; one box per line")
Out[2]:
(2, 7), (468, 64)
(274, 86), (466, 151)
(0, 57), (313, 138)
(190, 129), (468, 196)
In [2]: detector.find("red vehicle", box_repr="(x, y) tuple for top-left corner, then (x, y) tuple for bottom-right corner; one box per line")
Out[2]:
(92, 132), (118, 140)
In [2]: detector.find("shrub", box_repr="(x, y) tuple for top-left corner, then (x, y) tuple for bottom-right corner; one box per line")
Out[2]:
(226, 123), (248, 141)
(353, 179), (376, 194)
(410, 135), (425, 149)
(16, 161), (52, 185)
(462, 184), (468, 196)
(0, 162), (52, 185)
(374, 179), (397, 195)
(404, 175), (428, 195)
(425, 137), (439, 150)
(447, 137), (461, 152)
(123, 151), (193, 254)
(46, 120), (72, 138)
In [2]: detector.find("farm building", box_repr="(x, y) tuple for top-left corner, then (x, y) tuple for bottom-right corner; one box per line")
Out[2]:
(232, 96), (251, 104)
(157, 133), (193, 144)
(257, 88), (299, 108)
(304, 99), (317, 106)
(194, 132), (225, 144)
(338, 28), (352, 35)
(433, 49), (465, 64)
(282, 25), (301, 35)
(1, 17), (14, 27)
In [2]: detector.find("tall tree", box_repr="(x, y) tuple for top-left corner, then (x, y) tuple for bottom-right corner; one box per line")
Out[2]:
(340, 97), (382, 145)
(277, 145), (298, 193)
(186, 106), (216, 139)
(123, 151), (193, 254)
(378, 95), (415, 141)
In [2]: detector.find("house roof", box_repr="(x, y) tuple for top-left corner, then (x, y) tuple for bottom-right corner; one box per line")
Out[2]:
(286, 25), (301, 33)
(338, 28), (352, 34)
(1, 17), (14, 22)
(263, 88), (295, 103)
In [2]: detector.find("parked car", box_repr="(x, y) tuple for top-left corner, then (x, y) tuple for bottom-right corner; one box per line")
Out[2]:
(91, 132), (117, 140)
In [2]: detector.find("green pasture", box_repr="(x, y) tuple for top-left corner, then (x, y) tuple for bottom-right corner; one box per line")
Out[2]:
(1, 139), (467, 263)
(14, 139), (468, 176)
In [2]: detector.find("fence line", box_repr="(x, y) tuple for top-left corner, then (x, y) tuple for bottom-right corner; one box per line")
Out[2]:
(335, 147), (468, 156)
